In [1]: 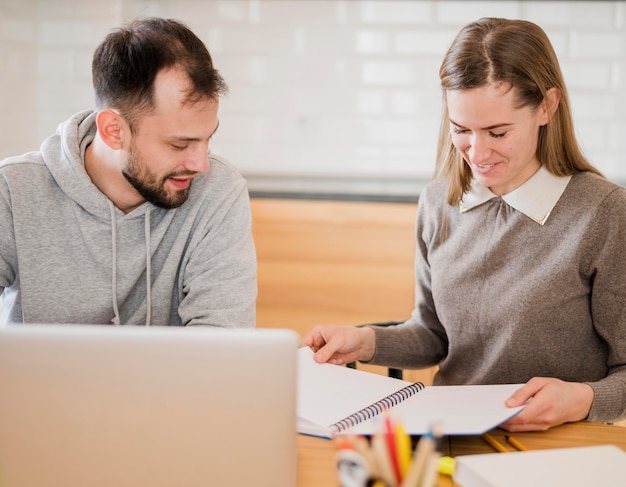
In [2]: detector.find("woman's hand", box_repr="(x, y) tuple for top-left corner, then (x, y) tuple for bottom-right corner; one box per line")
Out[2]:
(301, 325), (376, 365)
(500, 377), (594, 432)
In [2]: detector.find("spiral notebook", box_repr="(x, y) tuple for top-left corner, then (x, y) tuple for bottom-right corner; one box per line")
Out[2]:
(297, 347), (524, 438)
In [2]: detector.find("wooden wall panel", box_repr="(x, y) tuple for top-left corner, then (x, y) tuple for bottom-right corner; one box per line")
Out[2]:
(252, 197), (417, 331)
(251, 197), (436, 384)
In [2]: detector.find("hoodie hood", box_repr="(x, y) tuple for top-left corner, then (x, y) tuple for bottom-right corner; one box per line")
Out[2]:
(41, 109), (127, 220)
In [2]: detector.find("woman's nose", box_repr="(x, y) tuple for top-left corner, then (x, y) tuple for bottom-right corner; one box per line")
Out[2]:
(468, 135), (492, 164)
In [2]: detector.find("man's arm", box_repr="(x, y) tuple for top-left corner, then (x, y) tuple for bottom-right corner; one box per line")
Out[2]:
(178, 175), (257, 328)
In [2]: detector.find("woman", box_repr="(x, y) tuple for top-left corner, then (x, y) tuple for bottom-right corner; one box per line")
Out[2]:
(302, 18), (626, 432)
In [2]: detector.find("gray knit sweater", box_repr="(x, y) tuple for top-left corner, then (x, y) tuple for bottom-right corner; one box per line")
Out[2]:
(371, 171), (626, 423)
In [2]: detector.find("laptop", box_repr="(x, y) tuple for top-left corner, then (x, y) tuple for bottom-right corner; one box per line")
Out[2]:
(0, 324), (299, 487)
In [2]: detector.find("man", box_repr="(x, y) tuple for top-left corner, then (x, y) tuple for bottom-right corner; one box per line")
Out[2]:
(0, 17), (257, 327)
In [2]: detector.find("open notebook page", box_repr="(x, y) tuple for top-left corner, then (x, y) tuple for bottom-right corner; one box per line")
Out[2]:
(297, 347), (524, 438)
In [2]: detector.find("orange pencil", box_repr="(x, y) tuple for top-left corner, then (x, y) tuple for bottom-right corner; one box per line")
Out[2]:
(481, 432), (509, 453)
(505, 435), (529, 451)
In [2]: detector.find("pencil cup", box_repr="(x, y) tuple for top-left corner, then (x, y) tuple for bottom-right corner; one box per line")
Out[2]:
(334, 426), (450, 487)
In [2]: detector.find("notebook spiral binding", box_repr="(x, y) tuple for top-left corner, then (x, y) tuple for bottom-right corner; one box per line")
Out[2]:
(330, 381), (425, 434)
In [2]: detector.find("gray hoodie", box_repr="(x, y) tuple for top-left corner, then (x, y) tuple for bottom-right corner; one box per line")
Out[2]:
(0, 110), (257, 327)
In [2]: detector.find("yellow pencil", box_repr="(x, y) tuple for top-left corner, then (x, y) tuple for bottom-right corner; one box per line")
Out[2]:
(394, 422), (412, 479)
(481, 433), (509, 453)
(505, 435), (529, 451)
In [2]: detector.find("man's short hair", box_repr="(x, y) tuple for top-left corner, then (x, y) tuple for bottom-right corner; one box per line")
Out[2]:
(92, 17), (228, 129)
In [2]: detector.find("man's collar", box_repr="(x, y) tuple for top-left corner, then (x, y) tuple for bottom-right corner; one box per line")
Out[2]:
(459, 166), (572, 225)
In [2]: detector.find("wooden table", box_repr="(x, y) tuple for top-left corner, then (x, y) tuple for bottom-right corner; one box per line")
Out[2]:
(297, 422), (626, 486)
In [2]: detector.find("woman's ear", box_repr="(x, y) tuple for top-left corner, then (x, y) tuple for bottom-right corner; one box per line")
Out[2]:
(95, 109), (127, 150)
(540, 87), (561, 126)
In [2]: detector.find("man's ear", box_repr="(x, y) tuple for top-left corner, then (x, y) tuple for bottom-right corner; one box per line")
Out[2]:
(95, 109), (127, 150)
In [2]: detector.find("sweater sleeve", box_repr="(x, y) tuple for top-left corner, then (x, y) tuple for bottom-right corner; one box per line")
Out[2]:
(585, 186), (626, 422)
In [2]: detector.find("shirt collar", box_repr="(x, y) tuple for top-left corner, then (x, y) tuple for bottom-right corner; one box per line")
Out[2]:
(459, 166), (572, 225)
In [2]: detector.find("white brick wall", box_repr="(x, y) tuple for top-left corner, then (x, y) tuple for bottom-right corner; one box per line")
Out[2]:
(1, 0), (624, 198)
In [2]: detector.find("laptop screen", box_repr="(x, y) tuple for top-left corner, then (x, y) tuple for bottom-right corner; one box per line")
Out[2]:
(0, 324), (299, 487)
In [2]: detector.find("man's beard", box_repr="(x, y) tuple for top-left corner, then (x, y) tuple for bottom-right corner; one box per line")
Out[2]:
(122, 142), (192, 210)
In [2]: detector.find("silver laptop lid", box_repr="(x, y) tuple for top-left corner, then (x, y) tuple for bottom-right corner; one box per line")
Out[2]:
(0, 324), (299, 487)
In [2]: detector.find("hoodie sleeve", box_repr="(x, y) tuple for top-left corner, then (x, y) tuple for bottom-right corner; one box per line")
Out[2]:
(0, 169), (17, 292)
(178, 175), (257, 328)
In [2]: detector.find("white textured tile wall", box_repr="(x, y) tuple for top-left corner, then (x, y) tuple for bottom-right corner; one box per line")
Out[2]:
(1, 0), (625, 198)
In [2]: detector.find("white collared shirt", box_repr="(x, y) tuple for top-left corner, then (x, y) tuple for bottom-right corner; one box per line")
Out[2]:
(459, 166), (572, 225)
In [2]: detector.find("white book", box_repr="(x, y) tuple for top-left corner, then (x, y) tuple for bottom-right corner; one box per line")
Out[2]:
(297, 347), (524, 438)
(454, 445), (626, 487)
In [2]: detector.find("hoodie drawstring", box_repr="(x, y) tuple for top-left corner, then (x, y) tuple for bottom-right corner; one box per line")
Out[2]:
(108, 203), (152, 326)
(109, 202), (121, 326)
(144, 207), (152, 326)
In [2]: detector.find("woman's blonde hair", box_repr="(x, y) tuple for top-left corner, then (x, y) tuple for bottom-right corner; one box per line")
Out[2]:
(436, 17), (602, 206)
